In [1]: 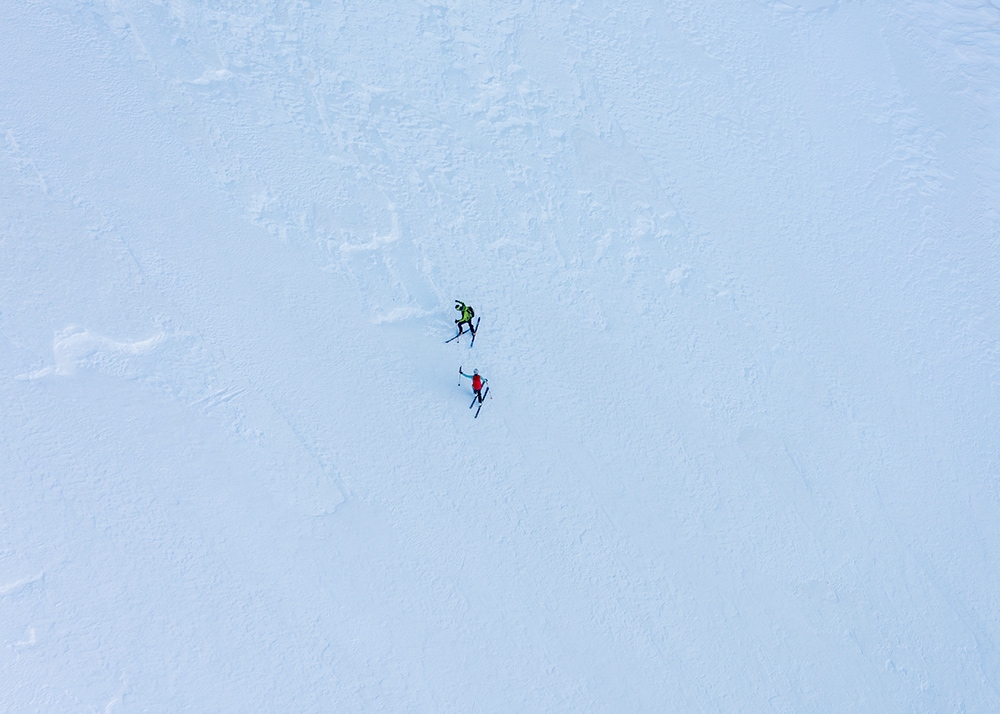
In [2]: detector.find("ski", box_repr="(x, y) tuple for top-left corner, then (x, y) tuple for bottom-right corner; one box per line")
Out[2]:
(447, 317), (480, 345)
(468, 317), (481, 347)
(469, 383), (489, 409)
(474, 387), (489, 418)
(444, 317), (483, 347)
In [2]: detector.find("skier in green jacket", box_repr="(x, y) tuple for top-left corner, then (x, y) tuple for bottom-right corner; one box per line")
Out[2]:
(454, 300), (476, 336)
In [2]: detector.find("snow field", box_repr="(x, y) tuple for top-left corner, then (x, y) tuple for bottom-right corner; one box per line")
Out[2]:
(2, 0), (999, 711)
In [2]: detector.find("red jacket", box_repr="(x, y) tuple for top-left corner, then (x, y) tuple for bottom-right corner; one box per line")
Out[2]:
(472, 374), (484, 392)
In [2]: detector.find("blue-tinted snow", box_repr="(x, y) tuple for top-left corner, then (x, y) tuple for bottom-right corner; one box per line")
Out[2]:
(2, 1), (998, 711)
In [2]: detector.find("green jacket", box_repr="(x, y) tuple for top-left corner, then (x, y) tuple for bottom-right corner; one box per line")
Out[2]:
(455, 302), (474, 322)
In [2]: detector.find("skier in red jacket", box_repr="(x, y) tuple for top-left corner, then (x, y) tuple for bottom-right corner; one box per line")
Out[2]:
(459, 367), (487, 403)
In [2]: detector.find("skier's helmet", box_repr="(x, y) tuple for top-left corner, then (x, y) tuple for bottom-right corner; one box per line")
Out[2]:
(473, 369), (479, 375)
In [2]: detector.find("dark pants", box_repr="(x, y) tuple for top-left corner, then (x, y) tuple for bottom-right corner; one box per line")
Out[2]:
(456, 319), (474, 334)
(474, 388), (484, 403)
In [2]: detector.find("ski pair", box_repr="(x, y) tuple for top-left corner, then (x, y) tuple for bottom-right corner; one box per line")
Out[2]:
(445, 317), (480, 346)
(469, 386), (489, 418)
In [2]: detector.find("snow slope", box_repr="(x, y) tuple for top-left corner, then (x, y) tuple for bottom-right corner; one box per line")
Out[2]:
(2, 0), (998, 711)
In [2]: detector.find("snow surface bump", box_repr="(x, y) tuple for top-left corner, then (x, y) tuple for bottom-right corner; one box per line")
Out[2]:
(21, 326), (164, 379)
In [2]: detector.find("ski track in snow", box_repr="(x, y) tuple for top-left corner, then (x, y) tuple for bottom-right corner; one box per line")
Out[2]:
(1, 0), (999, 712)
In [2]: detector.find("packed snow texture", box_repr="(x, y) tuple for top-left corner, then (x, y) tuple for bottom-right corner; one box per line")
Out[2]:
(2, 1), (998, 711)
